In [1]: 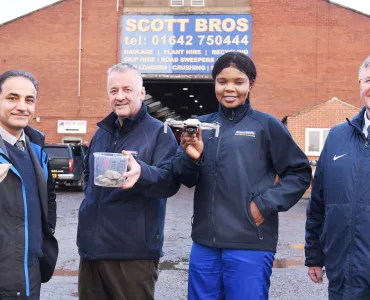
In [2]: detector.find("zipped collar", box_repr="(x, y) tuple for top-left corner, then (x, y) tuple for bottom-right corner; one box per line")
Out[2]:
(347, 106), (366, 135)
(97, 103), (147, 135)
(218, 102), (252, 122)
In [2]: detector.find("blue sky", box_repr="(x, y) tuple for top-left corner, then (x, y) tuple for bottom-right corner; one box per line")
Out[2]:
(0, 0), (369, 24)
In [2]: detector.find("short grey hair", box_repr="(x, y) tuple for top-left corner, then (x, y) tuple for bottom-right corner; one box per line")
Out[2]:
(0, 70), (38, 96)
(359, 56), (370, 80)
(107, 63), (143, 88)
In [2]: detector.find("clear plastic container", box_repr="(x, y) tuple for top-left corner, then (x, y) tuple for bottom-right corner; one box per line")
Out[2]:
(93, 152), (128, 187)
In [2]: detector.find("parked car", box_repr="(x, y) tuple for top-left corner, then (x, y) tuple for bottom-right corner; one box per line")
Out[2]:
(81, 144), (88, 157)
(44, 143), (86, 188)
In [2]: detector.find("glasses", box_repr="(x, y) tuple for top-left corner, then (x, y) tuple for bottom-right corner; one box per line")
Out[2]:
(359, 77), (370, 84)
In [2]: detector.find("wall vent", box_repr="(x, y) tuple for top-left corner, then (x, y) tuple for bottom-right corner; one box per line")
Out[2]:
(191, 0), (205, 6)
(170, 0), (184, 6)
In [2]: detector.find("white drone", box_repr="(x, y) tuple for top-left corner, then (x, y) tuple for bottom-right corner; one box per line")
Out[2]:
(164, 118), (220, 137)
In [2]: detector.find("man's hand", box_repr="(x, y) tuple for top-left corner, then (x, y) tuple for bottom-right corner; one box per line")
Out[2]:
(250, 201), (265, 226)
(121, 150), (141, 189)
(180, 128), (204, 161)
(308, 267), (324, 283)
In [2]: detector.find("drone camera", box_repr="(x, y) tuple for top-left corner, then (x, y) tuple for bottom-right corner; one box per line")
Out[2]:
(185, 126), (198, 134)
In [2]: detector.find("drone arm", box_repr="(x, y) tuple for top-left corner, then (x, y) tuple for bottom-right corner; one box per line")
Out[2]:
(215, 125), (220, 137)
(199, 123), (220, 137)
(200, 122), (217, 129)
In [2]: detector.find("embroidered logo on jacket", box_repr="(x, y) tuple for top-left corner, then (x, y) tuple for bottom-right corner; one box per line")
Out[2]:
(235, 131), (256, 137)
(333, 154), (346, 161)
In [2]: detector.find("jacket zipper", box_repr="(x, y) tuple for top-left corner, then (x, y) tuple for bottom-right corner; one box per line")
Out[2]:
(349, 137), (369, 282)
(0, 154), (30, 296)
(211, 132), (222, 247)
(257, 225), (263, 240)
(189, 131), (213, 231)
(92, 136), (118, 259)
(229, 110), (235, 121)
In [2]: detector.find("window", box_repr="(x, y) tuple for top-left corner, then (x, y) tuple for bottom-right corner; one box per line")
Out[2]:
(170, 0), (184, 6)
(44, 146), (70, 158)
(72, 146), (82, 157)
(305, 128), (330, 156)
(191, 0), (205, 6)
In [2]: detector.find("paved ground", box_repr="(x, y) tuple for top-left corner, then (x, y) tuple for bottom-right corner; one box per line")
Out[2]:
(41, 186), (328, 300)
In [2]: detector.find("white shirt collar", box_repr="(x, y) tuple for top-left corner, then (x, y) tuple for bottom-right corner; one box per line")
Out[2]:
(363, 110), (370, 138)
(0, 125), (26, 146)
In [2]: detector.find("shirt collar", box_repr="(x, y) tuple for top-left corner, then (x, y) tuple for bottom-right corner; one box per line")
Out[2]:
(364, 111), (370, 128)
(0, 125), (26, 146)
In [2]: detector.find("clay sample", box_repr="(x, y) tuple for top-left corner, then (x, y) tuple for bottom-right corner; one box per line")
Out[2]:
(95, 171), (125, 187)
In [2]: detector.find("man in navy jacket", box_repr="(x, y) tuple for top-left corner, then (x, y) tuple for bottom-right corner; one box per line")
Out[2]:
(77, 63), (179, 300)
(305, 56), (370, 299)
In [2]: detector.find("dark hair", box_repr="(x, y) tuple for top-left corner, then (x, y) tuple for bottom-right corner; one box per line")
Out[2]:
(212, 52), (257, 82)
(0, 70), (39, 95)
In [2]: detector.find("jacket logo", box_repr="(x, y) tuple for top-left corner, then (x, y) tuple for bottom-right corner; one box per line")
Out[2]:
(333, 154), (346, 161)
(235, 131), (256, 137)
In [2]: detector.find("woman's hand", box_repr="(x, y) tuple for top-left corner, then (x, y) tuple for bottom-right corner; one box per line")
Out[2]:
(250, 201), (265, 226)
(180, 128), (204, 161)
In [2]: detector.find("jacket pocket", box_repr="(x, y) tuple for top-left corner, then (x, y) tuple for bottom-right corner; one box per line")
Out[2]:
(40, 233), (59, 283)
(319, 212), (326, 246)
(0, 290), (22, 299)
(244, 193), (264, 240)
(319, 204), (351, 283)
(245, 194), (258, 229)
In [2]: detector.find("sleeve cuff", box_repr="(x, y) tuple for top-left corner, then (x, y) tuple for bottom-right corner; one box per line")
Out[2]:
(136, 160), (151, 186)
(183, 152), (204, 167)
(252, 195), (272, 219)
(305, 261), (324, 268)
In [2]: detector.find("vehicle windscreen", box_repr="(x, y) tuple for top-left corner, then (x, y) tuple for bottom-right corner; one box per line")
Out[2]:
(44, 147), (70, 158)
(72, 146), (82, 157)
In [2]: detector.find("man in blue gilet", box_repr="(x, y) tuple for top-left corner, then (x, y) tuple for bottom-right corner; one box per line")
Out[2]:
(0, 70), (58, 300)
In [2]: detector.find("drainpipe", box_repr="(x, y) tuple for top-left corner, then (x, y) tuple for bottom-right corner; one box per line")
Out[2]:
(78, 0), (82, 97)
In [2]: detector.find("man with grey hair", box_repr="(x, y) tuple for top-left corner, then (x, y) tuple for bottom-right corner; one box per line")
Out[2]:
(0, 70), (58, 299)
(305, 55), (370, 299)
(77, 63), (180, 300)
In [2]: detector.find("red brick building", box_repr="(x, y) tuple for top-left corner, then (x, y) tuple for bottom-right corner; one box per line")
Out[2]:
(0, 0), (369, 145)
(286, 97), (361, 197)
(287, 97), (360, 161)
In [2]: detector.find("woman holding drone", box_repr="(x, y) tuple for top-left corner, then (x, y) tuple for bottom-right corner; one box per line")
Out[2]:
(171, 51), (311, 299)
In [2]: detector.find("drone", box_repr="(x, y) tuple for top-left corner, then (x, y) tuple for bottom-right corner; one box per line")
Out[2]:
(164, 118), (220, 137)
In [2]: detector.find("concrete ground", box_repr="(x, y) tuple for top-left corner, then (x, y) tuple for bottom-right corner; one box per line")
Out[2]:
(41, 186), (328, 300)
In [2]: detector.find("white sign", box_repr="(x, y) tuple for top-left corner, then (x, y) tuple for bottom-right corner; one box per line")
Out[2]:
(57, 120), (87, 134)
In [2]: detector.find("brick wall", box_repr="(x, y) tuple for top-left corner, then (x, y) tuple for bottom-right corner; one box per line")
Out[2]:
(0, 0), (119, 143)
(0, 0), (369, 143)
(252, 0), (369, 118)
